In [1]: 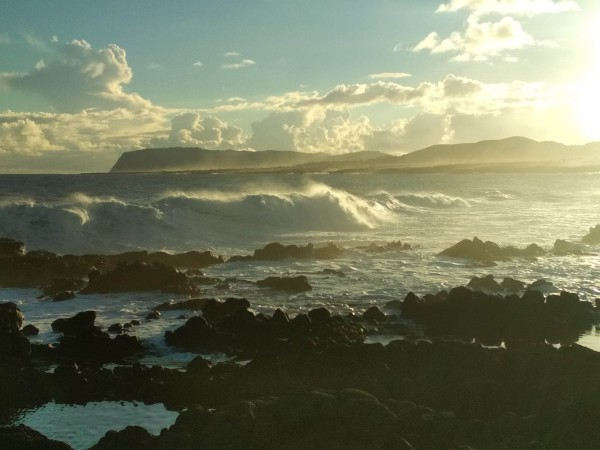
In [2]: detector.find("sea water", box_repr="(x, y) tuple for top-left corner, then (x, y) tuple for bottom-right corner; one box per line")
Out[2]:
(1, 172), (600, 447)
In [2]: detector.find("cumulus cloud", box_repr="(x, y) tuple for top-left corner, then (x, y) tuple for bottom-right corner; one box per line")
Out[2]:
(369, 72), (412, 79)
(0, 108), (167, 170)
(0, 39), (153, 113)
(0, 118), (60, 155)
(150, 112), (247, 149)
(248, 110), (452, 154)
(414, 15), (535, 61)
(436, 0), (580, 16)
(192, 61), (204, 67)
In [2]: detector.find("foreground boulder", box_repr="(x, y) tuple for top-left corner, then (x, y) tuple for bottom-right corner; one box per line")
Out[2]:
(165, 302), (365, 355)
(0, 302), (30, 364)
(439, 237), (545, 263)
(0, 238), (25, 258)
(0, 425), (73, 450)
(80, 262), (199, 295)
(399, 287), (598, 345)
(51, 310), (142, 362)
(229, 242), (343, 262)
(256, 275), (312, 292)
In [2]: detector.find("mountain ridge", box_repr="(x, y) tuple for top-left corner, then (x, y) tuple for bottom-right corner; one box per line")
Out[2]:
(110, 137), (600, 173)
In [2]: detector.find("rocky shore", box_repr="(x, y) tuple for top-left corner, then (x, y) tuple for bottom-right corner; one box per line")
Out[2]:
(2, 238), (600, 449)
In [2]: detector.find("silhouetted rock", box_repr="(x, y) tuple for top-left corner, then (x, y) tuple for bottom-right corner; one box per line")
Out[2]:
(257, 275), (312, 292)
(154, 298), (208, 312)
(440, 237), (545, 262)
(356, 241), (413, 253)
(467, 274), (502, 292)
(230, 242), (344, 262)
(42, 278), (85, 297)
(553, 239), (584, 255)
(582, 224), (600, 245)
(89, 425), (155, 450)
(0, 238), (25, 258)
(81, 262), (199, 295)
(52, 291), (76, 302)
(201, 298), (250, 322)
(21, 324), (39, 336)
(0, 302), (24, 334)
(363, 306), (387, 323)
(0, 424), (73, 450)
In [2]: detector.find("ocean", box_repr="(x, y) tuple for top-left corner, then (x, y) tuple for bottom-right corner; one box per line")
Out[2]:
(1, 171), (600, 448)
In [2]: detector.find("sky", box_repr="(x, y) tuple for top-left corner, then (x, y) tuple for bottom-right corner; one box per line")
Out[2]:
(1, 0), (599, 172)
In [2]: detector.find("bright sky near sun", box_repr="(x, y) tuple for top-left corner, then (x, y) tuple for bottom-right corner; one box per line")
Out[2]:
(0, 0), (599, 172)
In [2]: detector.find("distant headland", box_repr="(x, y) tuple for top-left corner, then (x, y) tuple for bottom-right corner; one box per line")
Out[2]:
(110, 136), (600, 174)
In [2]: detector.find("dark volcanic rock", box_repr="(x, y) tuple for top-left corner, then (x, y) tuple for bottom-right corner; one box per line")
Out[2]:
(42, 278), (85, 297)
(52, 291), (76, 302)
(400, 287), (598, 345)
(553, 239), (584, 255)
(201, 298), (250, 322)
(0, 302), (24, 334)
(356, 240), (413, 253)
(0, 238), (25, 258)
(467, 274), (502, 292)
(165, 316), (218, 350)
(21, 324), (39, 336)
(363, 306), (387, 323)
(0, 424), (73, 450)
(440, 237), (545, 262)
(154, 298), (208, 312)
(51, 310), (142, 362)
(80, 262), (199, 295)
(256, 275), (312, 292)
(0, 303), (30, 365)
(146, 250), (225, 268)
(582, 224), (600, 244)
(230, 242), (344, 262)
(89, 425), (155, 450)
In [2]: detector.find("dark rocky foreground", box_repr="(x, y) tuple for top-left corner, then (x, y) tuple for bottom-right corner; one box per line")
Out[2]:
(2, 286), (600, 449)
(3, 237), (600, 449)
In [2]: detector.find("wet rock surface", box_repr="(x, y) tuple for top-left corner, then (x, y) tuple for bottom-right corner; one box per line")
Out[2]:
(80, 262), (199, 295)
(440, 237), (545, 263)
(0, 238), (224, 290)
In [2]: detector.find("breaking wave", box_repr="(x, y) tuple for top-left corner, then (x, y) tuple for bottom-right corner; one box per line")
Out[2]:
(0, 183), (393, 254)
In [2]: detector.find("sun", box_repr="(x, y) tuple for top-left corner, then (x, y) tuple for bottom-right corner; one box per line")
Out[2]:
(572, 14), (600, 141)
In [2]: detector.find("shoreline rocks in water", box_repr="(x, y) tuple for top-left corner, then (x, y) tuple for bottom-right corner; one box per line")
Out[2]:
(3, 289), (600, 449)
(0, 238), (224, 291)
(80, 262), (200, 295)
(439, 237), (545, 263)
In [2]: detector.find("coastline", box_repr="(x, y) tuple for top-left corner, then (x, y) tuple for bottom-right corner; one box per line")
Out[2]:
(2, 238), (600, 449)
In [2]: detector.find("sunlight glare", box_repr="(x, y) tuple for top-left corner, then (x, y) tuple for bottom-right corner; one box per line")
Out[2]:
(573, 13), (600, 141)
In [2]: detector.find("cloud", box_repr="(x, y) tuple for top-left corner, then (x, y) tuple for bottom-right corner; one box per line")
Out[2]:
(192, 61), (204, 67)
(0, 39), (153, 113)
(223, 51), (241, 57)
(436, 0), (580, 16)
(414, 15), (535, 61)
(369, 72), (412, 79)
(0, 118), (60, 155)
(248, 110), (452, 154)
(0, 108), (167, 171)
(148, 63), (164, 70)
(150, 112), (247, 149)
(221, 59), (256, 69)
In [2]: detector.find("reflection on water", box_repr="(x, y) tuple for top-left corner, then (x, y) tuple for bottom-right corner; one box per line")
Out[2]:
(12, 401), (178, 450)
